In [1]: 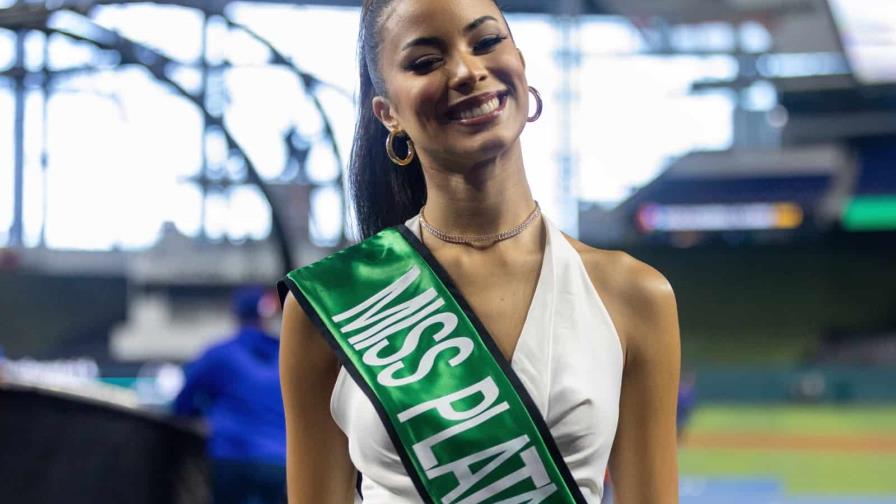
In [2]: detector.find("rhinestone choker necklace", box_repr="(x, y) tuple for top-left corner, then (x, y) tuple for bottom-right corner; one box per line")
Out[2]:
(419, 202), (541, 247)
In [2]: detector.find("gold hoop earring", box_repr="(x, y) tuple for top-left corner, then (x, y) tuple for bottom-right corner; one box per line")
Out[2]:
(386, 129), (416, 166)
(527, 86), (543, 123)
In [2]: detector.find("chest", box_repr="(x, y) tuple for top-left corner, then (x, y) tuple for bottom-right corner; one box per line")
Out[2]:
(432, 253), (543, 362)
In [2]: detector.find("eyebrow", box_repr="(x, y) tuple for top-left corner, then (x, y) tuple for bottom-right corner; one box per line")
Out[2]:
(463, 15), (499, 34)
(400, 15), (500, 52)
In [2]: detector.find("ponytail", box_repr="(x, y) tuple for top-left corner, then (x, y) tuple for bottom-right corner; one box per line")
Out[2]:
(349, 0), (427, 240)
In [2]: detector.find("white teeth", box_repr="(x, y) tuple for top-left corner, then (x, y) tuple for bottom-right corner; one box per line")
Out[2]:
(458, 97), (500, 120)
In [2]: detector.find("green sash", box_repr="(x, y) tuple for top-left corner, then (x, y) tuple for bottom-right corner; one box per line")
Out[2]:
(278, 225), (586, 504)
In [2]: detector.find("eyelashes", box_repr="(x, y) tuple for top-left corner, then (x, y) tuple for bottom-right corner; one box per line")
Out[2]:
(474, 34), (508, 52)
(406, 57), (442, 73)
(405, 34), (510, 74)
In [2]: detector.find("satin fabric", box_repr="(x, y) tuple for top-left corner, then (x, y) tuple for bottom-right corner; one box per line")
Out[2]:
(282, 223), (582, 503)
(332, 215), (625, 503)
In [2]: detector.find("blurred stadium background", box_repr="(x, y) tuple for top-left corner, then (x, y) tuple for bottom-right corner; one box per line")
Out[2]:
(1, 0), (894, 502)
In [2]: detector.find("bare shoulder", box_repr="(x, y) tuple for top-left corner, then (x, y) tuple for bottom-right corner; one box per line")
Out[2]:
(282, 290), (316, 335)
(566, 235), (682, 501)
(561, 234), (679, 366)
(564, 235), (675, 308)
(280, 290), (340, 377)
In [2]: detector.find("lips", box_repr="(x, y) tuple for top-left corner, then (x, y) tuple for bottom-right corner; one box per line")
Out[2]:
(445, 91), (509, 122)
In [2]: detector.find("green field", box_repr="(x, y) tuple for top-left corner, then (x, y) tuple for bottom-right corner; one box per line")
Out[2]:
(678, 405), (896, 495)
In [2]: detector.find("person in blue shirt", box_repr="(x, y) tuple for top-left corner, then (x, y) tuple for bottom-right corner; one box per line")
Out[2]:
(677, 369), (698, 440)
(173, 287), (286, 504)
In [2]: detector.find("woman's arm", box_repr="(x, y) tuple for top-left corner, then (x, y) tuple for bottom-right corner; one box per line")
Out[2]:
(607, 260), (681, 503)
(280, 291), (357, 504)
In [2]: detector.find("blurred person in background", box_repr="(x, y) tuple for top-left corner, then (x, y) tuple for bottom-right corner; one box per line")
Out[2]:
(173, 287), (286, 504)
(677, 369), (698, 440)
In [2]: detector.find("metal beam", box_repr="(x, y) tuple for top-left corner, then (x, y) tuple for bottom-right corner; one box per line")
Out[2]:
(191, 0), (611, 15)
(45, 15), (299, 271)
(11, 30), (25, 247)
(0, 0), (609, 25)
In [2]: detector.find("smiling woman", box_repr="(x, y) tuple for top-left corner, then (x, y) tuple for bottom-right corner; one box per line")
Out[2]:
(349, 0), (536, 239)
(278, 1), (681, 503)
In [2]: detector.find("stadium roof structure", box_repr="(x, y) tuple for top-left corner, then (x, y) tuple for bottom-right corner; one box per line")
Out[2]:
(580, 145), (857, 246)
(0, 0), (610, 24)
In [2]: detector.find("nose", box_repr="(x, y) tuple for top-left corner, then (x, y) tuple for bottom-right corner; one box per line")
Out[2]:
(447, 51), (488, 93)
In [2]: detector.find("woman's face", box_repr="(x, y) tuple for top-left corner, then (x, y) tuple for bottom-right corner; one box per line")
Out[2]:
(372, 0), (529, 168)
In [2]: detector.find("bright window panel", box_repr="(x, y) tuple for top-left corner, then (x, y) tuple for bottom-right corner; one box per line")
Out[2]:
(223, 66), (297, 180)
(23, 31), (45, 72)
(226, 4), (360, 180)
(46, 32), (97, 71)
(227, 185), (272, 242)
(42, 69), (201, 250)
(309, 185), (343, 247)
(227, 4), (360, 91)
(0, 28), (15, 72)
(92, 4), (204, 64)
(512, 14), (567, 227)
(203, 191), (229, 241)
(45, 90), (128, 250)
(0, 85), (13, 244)
(830, 0), (896, 84)
(577, 52), (735, 206)
(23, 89), (45, 247)
(168, 182), (203, 237)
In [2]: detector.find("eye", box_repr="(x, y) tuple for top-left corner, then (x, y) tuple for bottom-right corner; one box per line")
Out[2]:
(406, 56), (443, 73)
(474, 34), (508, 53)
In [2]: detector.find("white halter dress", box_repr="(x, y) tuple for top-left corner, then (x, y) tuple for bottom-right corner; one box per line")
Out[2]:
(330, 214), (625, 503)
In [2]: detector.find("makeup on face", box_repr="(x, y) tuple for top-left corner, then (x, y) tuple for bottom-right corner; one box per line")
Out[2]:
(378, 0), (529, 162)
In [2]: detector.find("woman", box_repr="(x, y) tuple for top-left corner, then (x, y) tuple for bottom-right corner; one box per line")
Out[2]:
(278, 0), (680, 502)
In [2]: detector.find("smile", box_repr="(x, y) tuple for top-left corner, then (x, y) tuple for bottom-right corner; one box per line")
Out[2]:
(446, 91), (509, 126)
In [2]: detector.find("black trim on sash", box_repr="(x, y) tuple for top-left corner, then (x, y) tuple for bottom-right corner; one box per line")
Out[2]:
(395, 225), (589, 504)
(277, 277), (434, 504)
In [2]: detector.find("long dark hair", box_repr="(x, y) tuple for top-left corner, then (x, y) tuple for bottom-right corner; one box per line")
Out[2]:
(350, 0), (507, 239)
(349, 0), (427, 240)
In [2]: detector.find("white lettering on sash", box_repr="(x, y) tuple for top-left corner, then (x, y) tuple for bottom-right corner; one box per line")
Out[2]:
(454, 446), (555, 504)
(411, 401), (511, 469)
(331, 263), (558, 502)
(377, 337), (474, 387)
(347, 290), (441, 348)
(425, 435), (529, 504)
(362, 312), (458, 367)
(334, 266), (421, 328)
(397, 376), (500, 423)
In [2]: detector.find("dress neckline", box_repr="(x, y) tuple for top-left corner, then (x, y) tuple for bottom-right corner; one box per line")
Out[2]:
(402, 213), (555, 367)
